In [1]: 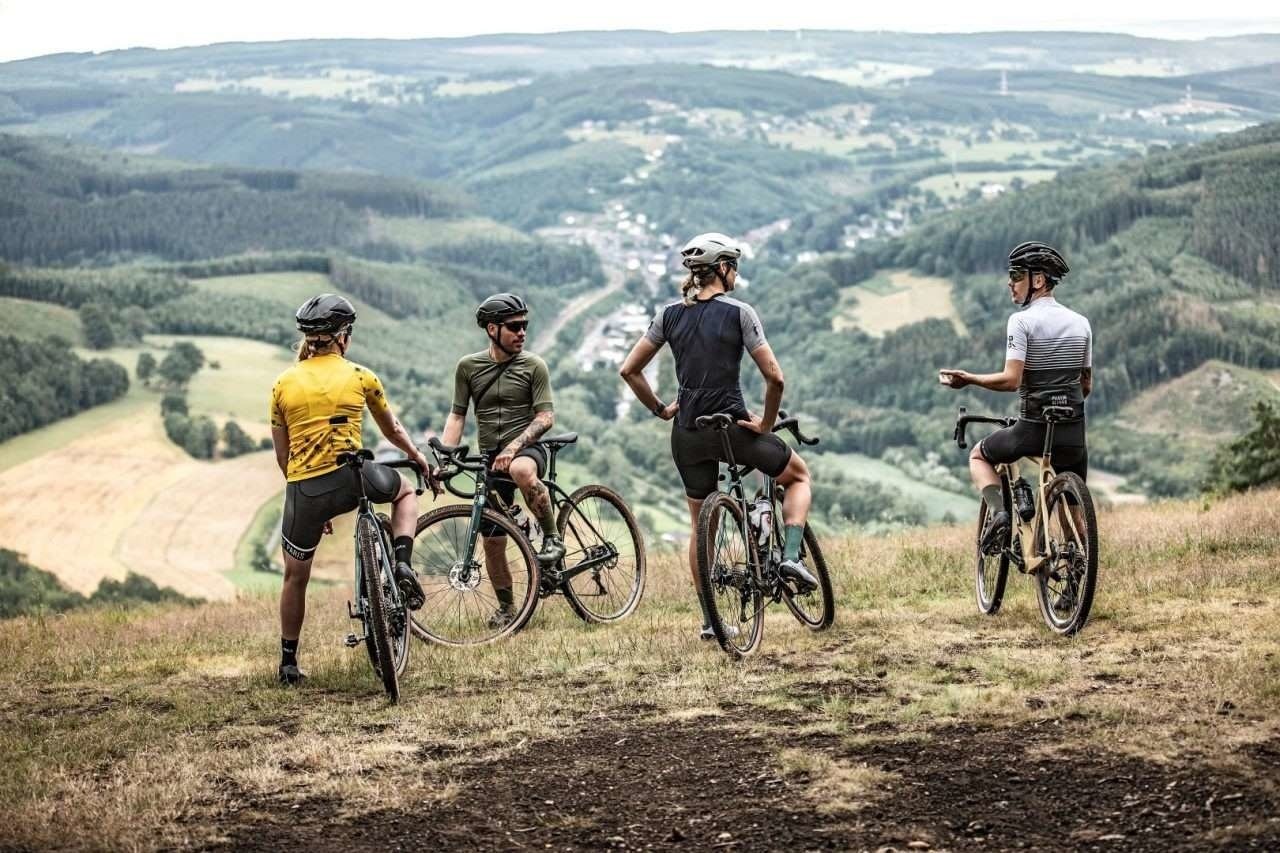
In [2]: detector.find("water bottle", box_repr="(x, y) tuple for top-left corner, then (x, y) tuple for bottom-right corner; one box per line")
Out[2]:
(1011, 478), (1036, 522)
(749, 496), (773, 547)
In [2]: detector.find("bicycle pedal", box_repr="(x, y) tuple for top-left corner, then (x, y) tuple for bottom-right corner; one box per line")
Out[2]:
(344, 633), (363, 648)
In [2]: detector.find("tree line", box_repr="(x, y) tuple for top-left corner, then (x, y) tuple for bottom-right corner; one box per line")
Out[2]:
(0, 335), (129, 442)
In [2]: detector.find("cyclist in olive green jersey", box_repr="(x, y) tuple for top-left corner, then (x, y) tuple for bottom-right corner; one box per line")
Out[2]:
(437, 293), (564, 627)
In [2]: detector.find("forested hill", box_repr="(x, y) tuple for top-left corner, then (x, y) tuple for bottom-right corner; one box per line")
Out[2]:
(0, 135), (467, 264)
(749, 121), (1280, 496)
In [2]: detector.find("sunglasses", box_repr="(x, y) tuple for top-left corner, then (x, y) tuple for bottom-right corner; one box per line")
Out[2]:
(501, 320), (529, 333)
(1007, 267), (1028, 282)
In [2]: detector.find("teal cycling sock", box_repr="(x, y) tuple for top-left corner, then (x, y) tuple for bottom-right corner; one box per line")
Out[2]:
(783, 524), (804, 563)
(982, 484), (1003, 511)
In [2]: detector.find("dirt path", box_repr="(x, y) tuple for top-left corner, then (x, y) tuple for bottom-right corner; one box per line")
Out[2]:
(532, 269), (626, 354)
(216, 713), (1280, 852)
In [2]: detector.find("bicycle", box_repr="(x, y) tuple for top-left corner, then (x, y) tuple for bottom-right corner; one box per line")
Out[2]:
(953, 405), (1099, 636)
(694, 411), (835, 658)
(337, 450), (425, 703)
(408, 432), (646, 646)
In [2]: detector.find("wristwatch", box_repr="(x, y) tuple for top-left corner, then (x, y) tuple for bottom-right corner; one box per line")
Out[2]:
(651, 400), (666, 417)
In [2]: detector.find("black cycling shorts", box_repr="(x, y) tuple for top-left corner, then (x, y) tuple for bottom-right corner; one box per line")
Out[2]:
(978, 419), (1088, 482)
(671, 422), (792, 500)
(480, 444), (547, 537)
(281, 463), (401, 560)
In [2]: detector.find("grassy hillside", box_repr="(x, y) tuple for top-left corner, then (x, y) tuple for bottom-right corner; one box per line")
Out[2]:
(2, 490), (1277, 849)
(750, 122), (1280, 496)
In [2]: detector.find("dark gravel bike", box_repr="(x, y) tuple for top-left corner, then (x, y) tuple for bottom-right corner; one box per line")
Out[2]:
(694, 411), (835, 658)
(953, 405), (1099, 636)
(337, 450), (424, 702)
(408, 432), (645, 646)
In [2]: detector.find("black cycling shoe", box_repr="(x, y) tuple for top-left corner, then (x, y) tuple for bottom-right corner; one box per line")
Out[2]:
(980, 509), (1011, 555)
(394, 561), (425, 610)
(278, 664), (307, 685)
(778, 558), (818, 594)
(537, 534), (566, 567)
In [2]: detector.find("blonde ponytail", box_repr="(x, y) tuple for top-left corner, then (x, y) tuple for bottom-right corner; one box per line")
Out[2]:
(680, 267), (717, 306)
(294, 333), (339, 362)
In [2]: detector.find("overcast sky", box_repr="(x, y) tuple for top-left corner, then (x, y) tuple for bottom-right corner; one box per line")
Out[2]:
(1, 0), (1278, 63)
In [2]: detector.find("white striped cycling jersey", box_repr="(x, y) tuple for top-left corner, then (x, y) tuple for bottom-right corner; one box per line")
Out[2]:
(1005, 296), (1092, 422)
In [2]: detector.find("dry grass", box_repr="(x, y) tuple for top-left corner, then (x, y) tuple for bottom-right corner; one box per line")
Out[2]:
(1, 489), (1277, 849)
(777, 749), (898, 814)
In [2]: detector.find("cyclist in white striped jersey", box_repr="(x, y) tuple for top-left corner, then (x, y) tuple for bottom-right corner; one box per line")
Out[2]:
(939, 242), (1093, 550)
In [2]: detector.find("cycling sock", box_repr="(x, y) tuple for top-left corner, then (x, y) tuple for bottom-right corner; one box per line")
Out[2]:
(281, 637), (299, 667)
(534, 507), (557, 538)
(982, 484), (1003, 511)
(783, 524), (804, 562)
(495, 587), (514, 608)
(393, 536), (414, 565)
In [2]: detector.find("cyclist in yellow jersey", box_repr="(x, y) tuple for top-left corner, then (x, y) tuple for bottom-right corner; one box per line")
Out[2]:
(269, 294), (434, 685)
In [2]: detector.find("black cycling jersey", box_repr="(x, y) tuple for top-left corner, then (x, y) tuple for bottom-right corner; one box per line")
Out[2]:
(644, 293), (768, 430)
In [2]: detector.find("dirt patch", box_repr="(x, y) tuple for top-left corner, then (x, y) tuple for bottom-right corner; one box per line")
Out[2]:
(211, 716), (1280, 852)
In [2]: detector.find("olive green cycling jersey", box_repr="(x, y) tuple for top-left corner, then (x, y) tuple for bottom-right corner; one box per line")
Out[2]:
(451, 350), (553, 451)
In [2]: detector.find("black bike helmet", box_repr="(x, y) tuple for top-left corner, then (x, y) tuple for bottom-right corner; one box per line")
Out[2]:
(1008, 241), (1069, 282)
(680, 232), (742, 270)
(475, 293), (529, 328)
(295, 293), (356, 334)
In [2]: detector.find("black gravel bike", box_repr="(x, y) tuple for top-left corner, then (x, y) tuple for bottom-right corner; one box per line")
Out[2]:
(694, 411), (835, 658)
(953, 406), (1099, 636)
(337, 450), (424, 703)
(408, 432), (646, 646)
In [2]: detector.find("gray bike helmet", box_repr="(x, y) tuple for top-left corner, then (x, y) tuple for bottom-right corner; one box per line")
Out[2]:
(295, 293), (356, 334)
(476, 292), (529, 328)
(680, 232), (742, 270)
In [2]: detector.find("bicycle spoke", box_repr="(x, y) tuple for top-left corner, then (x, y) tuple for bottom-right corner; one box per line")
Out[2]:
(559, 488), (643, 622)
(412, 509), (536, 644)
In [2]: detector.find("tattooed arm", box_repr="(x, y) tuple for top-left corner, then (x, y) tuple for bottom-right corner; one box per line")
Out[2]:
(491, 410), (554, 473)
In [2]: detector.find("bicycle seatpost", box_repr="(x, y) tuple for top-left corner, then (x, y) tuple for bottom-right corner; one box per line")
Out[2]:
(695, 413), (740, 469)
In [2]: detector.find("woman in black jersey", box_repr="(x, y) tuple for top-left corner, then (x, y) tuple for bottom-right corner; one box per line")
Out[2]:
(620, 233), (817, 640)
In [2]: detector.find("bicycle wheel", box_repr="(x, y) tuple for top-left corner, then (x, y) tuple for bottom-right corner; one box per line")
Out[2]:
(357, 514), (399, 702)
(696, 492), (764, 658)
(371, 516), (410, 679)
(1035, 472), (1098, 636)
(409, 504), (540, 646)
(780, 522), (835, 630)
(975, 482), (1011, 616)
(557, 484), (646, 623)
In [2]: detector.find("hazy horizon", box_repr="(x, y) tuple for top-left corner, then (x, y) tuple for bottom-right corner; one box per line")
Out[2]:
(1, 0), (1278, 64)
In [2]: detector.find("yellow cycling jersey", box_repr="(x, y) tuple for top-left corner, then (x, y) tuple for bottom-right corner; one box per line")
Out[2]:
(269, 353), (391, 482)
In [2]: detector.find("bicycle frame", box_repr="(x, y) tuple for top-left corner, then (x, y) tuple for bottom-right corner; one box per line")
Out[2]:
(701, 411), (818, 597)
(954, 407), (1085, 574)
(338, 451), (422, 651)
(432, 443), (620, 586)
